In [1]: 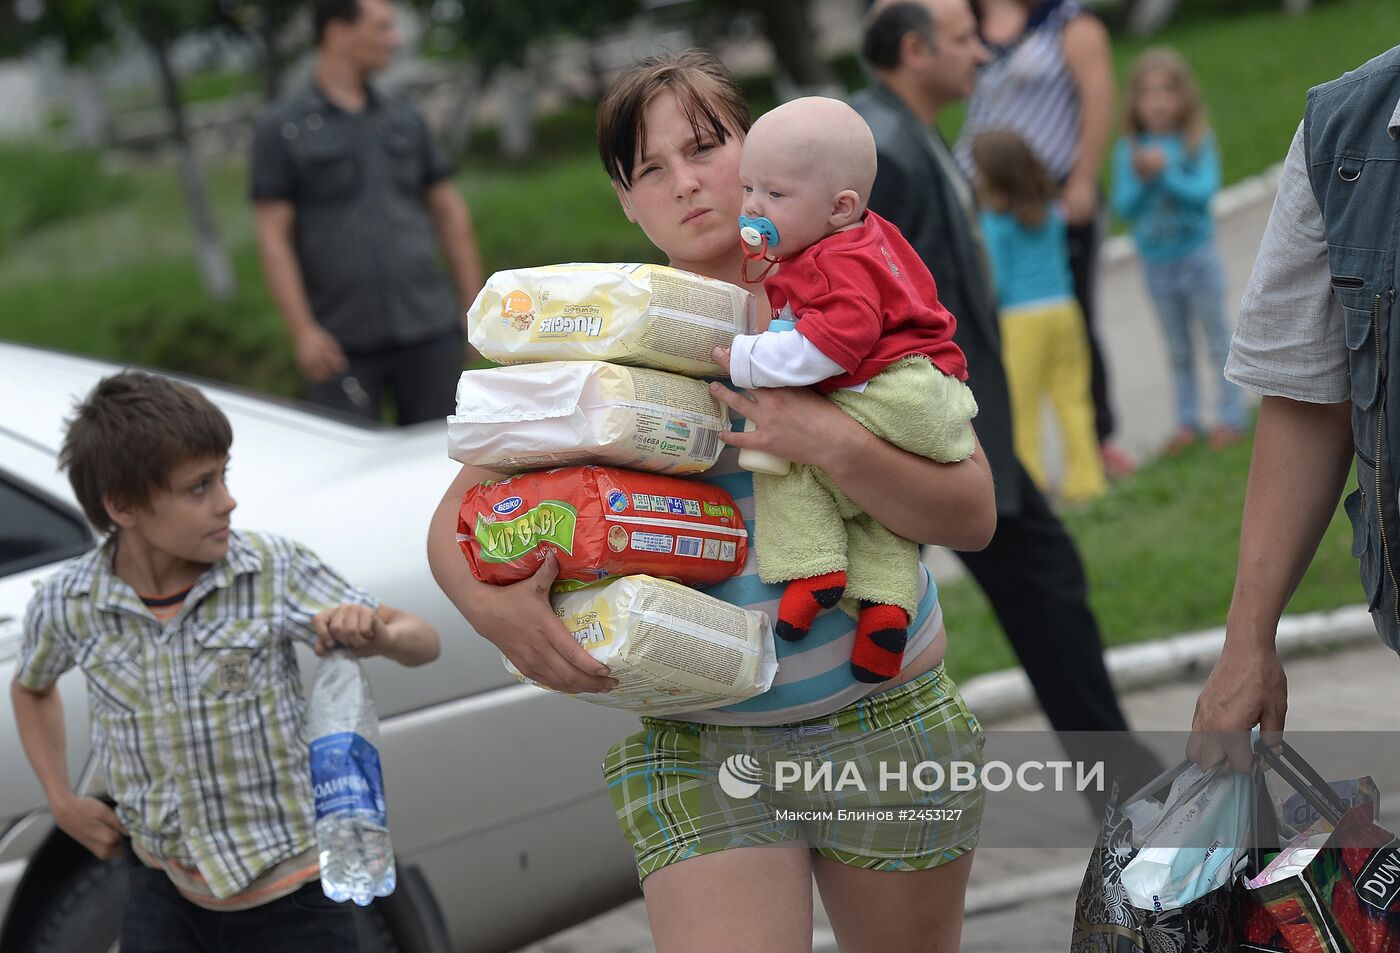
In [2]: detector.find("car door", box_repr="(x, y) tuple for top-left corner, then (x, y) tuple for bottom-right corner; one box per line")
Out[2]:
(0, 437), (98, 833)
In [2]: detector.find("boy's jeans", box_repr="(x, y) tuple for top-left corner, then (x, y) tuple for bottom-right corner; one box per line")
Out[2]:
(1142, 242), (1247, 432)
(120, 858), (362, 953)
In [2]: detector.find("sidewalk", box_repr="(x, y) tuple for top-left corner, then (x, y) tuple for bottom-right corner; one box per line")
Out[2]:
(511, 637), (1400, 953)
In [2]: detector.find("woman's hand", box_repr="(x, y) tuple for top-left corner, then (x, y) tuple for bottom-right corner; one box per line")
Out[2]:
(708, 379), (856, 470)
(464, 551), (618, 696)
(426, 465), (616, 695)
(1060, 175), (1099, 226)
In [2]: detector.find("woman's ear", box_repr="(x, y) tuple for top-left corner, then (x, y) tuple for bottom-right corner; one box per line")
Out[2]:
(830, 189), (862, 227)
(613, 180), (638, 224)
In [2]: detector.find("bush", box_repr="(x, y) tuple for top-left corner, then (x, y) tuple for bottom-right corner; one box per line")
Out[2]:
(0, 144), (130, 254)
(111, 301), (297, 398)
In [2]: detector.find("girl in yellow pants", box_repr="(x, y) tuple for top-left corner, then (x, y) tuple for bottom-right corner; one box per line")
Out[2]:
(973, 131), (1107, 504)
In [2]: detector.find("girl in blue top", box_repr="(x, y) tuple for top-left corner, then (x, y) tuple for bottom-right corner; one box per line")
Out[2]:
(974, 129), (1107, 505)
(1112, 47), (1247, 452)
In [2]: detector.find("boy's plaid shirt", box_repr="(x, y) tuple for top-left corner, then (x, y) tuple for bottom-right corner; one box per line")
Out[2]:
(17, 530), (377, 900)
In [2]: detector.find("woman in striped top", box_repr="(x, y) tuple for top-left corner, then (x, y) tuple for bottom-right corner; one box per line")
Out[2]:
(428, 49), (996, 953)
(955, 0), (1131, 477)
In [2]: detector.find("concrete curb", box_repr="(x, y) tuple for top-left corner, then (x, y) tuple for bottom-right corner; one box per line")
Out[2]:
(962, 604), (1378, 725)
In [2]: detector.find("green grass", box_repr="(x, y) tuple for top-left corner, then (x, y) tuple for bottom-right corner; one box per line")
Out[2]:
(0, 144), (130, 256)
(940, 429), (1361, 684)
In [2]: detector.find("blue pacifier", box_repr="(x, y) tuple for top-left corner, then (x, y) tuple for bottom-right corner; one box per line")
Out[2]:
(738, 214), (781, 249)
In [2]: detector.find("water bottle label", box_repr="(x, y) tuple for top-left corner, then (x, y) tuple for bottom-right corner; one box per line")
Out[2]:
(310, 731), (387, 824)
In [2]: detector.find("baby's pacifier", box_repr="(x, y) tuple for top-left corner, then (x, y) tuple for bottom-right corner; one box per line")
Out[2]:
(738, 214), (781, 250)
(738, 215), (782, 283)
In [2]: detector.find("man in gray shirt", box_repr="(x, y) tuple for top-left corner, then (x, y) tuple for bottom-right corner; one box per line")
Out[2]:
(251, 0), (482, 425)
(1190, 57), (1400, 769)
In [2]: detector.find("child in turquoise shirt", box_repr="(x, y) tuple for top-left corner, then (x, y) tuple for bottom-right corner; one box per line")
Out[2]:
(1112, 47), (1246, 452)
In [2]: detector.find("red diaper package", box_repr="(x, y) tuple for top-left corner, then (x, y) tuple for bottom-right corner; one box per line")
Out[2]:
(458, 465), (749, 587)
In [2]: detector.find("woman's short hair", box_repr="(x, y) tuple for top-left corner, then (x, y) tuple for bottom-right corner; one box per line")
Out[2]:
(596, 50), (751, 190)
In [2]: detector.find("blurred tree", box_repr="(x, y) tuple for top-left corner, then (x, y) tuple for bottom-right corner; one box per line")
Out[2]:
(215, 0), (306, 101)
(431, 0), (638, 159)
(15, 0), (236, 299)
(732, 0), (839, 97)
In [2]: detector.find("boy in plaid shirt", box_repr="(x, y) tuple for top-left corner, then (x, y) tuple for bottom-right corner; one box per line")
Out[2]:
(9, 371), (440, 952)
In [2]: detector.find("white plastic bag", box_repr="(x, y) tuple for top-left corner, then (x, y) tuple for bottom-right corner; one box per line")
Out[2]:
(447, 361), (728, 474)
(1120, 761), (1253, 912)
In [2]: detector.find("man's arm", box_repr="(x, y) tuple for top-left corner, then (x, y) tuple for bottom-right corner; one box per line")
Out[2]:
(252, 200), (346, 383)
(1061, 13), (1114, 225)
(426, 181), (485, 321)
(10, 680), (126, 859)
(1187, 397), (1353, 769)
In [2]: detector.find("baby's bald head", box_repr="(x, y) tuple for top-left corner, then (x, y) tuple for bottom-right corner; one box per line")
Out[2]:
(745, 97), (877, 211)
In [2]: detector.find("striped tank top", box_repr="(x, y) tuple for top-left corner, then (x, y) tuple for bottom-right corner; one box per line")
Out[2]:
(954, 0), (1086, 184)
(669, 428), (943, 726)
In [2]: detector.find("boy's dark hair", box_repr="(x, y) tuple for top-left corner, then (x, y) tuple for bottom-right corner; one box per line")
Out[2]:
(597, 49), (751, 190)
(971, 129), (1057, 230)
(862, 2), (936, 72)
(313, 0), (362, 45)
(60, 371), (233, 534)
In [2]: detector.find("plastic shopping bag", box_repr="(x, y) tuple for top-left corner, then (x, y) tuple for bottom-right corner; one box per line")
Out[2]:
(1120, 761), (1254, 912)
(1242, 742), (1400, 952)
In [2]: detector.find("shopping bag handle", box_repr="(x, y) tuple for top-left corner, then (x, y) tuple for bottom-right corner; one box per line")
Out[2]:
(1124, 759), (1194, 807)
(1253, 739), (1349, 827)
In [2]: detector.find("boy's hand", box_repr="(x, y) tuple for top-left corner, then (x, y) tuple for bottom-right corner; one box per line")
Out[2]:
(711, 345), (733, 375)
(313, 604), (393, 657)
(53, 794), (126, 860)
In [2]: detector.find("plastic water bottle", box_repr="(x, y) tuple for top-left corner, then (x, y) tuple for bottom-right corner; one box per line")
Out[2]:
(737, 317), (796, 477)
(306, 648), (396, 905)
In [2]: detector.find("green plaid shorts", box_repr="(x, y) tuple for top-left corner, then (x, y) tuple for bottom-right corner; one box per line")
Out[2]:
(602, 664), (986, 882)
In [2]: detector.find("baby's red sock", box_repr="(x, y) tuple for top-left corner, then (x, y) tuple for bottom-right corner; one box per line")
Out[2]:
(851, 602), (908, 683)
(775, 570), (847, 641)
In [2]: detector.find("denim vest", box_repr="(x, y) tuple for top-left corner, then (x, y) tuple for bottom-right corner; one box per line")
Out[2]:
(1305, 46), (1400, 649)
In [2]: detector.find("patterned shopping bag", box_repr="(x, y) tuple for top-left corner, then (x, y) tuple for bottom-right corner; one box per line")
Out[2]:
(1243, 743), (1400, 952)
(1070, 766), (1245, 953)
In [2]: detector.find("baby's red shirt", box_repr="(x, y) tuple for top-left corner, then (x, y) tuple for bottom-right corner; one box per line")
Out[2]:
(766, 211), (967, 393)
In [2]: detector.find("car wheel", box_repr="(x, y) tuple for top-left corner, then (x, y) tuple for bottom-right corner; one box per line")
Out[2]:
(24, 857), (126, 953)
(20, 858), (401, 953)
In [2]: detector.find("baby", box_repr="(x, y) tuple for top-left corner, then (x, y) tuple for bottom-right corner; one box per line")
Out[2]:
(713, 96), (978, 683)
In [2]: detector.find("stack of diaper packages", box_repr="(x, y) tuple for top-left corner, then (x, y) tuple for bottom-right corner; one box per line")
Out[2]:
(451, 263), (777, 716)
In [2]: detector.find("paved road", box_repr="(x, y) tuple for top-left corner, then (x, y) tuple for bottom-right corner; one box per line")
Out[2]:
(514, 640), (1400, 953)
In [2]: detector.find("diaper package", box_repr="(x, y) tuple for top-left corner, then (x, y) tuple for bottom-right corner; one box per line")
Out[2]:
(448, 361), (729, 475)
(466, 263), (757, 377)
(504, 575), (777, 715)
(458, 466), (748, 588)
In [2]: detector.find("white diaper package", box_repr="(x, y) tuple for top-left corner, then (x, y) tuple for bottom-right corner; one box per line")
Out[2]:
(466, 263), (757, 377)
(503, 575), (777, 716)
(447, 361), (729, 475)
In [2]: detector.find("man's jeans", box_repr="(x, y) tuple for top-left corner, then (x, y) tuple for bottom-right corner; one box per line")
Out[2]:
(120, 860), (361, 953)
(1142, 242), (1247, 432)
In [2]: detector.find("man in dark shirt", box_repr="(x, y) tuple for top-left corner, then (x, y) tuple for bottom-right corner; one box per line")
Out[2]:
(251, 0), (482, 425)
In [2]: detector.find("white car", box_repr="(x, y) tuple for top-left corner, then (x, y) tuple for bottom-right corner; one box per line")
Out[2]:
(0, 343), (640, 953)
